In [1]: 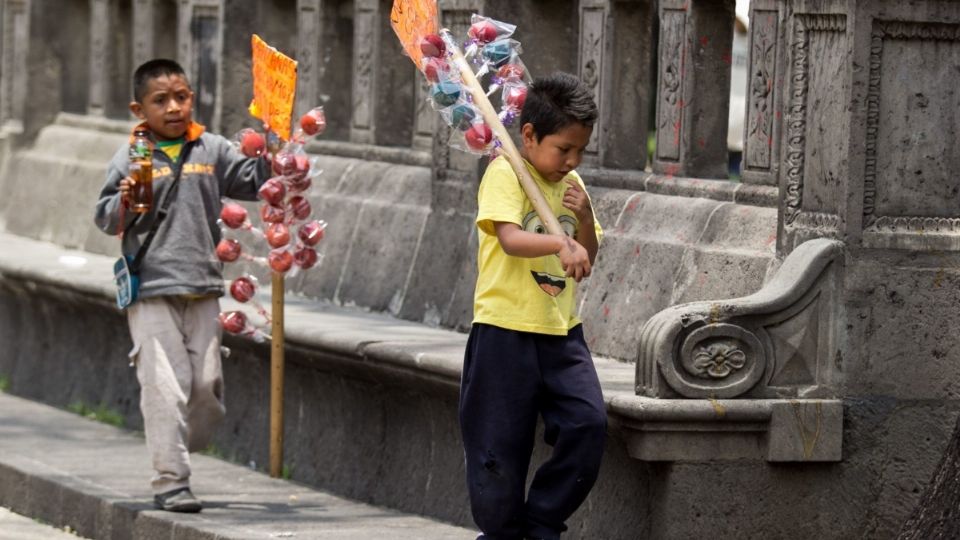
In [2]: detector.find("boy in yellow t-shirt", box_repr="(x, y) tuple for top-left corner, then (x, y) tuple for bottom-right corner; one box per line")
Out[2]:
(461, 72), (606, 540)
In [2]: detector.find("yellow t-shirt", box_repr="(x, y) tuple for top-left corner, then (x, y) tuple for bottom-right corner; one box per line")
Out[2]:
(474, 156), (603, 335)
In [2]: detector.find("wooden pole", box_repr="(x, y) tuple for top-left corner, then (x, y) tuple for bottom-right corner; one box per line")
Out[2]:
(269, 271), (284, 477)
(440, 30), (564, 237)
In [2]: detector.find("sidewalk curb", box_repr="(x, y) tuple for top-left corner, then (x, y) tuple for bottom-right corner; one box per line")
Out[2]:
(0, 392), (474, 540)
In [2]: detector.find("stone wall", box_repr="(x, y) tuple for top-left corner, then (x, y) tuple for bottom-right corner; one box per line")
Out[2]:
(3, 1), (960, 539)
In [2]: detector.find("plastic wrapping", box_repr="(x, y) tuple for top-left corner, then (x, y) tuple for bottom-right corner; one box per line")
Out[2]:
(265, 223), (291, 249)
(216, 238), (242, 262)
(298, 220), (327, 247)
(219, 104), (330, 332)
(218, 310), (270, 341)
(405, 14), (531, 157)
(236, 128), (266, 158)
(467, 15), (516, 47)
(298, 107), (327, 137)
(229, 276), (257, 303)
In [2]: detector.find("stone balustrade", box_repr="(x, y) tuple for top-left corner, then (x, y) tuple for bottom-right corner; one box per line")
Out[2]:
(3, 1), (960, 538)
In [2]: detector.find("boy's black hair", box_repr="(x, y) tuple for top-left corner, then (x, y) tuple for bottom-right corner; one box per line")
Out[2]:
(132, 59), (188, 102)
(519, 72), (598, 141)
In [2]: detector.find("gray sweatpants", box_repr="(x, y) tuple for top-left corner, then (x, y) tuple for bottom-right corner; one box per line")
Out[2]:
(127, 296), (226, 494)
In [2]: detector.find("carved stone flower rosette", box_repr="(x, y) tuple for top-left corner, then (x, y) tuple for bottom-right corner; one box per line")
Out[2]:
(660, 323), (766, 398)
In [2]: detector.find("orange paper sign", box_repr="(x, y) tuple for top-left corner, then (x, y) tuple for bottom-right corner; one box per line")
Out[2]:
(249, 34), (298, 141)
(390, 0), (439, 67)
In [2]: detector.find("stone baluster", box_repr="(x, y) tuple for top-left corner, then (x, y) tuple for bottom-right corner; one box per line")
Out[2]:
(431, 1), (484, 196)
(0, 0), (29, 133)
(296, 0), (353, 141)
(132, 0), (158, 70)
(296, 0), (322, 125)
(350, 0), (414, 146)
(131, 0), (178, 71)
(652, 0), (735, 179)
(88, 0), (133, 119)
(577, 0), (655, 171)
(177, 0), (221, 130)
(740, 0), (785, 186)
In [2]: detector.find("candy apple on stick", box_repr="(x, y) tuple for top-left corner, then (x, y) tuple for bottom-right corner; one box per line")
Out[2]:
(389, 2), (563, 237)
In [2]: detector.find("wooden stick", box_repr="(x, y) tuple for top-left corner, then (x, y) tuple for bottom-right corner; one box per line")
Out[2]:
(440, 30), (564, 237)
(269, 271), (284, 478)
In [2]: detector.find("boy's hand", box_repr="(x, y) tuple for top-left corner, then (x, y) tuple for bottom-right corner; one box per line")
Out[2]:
(563, 179), (593, 223)
(119, 176), (133, 208)
(557, 235), (591, 282)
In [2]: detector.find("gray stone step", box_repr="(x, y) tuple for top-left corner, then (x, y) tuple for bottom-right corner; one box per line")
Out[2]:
(0, 392), (475, 540)
(0, 507), (88, 540)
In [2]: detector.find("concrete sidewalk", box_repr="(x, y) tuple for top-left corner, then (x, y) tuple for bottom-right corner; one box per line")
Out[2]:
(0, 507), (88, 539)
(0, 393), (474, 539)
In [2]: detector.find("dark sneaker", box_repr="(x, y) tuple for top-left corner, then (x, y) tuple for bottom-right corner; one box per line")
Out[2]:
(153, 487), (202, 513)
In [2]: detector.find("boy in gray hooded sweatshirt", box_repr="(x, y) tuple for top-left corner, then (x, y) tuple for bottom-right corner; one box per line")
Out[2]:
(94, 59), (270, 512)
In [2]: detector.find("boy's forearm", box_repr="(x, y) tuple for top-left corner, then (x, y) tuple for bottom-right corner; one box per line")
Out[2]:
(93, 166), (133, 235)
(495, 222), (565, 258)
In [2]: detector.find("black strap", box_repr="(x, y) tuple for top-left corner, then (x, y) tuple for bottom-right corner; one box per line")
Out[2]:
(128, 143), (194, 273)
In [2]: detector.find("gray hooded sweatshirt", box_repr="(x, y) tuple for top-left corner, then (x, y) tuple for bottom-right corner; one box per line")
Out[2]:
(94, 122), (271, 299)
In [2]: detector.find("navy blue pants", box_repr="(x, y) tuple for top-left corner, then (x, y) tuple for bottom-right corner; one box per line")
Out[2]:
(460, 323), (607, 540)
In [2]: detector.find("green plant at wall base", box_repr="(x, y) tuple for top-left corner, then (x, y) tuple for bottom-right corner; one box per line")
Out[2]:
(201, 444), (226, 459)
(67, 402), (124, 428)
(0, 375), (9, 392)
(647, 132), (656, 166)
(282, 464), (293, 480)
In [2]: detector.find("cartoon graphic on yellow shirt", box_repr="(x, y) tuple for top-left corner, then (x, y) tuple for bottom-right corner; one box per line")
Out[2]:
(473, 156), (602, 336)
(522, 211), (579, 297)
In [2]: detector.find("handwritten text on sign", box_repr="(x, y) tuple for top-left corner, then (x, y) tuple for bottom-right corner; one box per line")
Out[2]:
(390, 0), (439, 67)
(249, 34), (298, 141)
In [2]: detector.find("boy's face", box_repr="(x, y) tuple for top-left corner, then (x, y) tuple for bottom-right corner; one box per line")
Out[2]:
(520, 122), (593, 182)
(129, 74), (194, 141)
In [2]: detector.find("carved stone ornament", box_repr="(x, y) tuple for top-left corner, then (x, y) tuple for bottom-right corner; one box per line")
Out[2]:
(691, 341), (747, 379)
(783, 14), (846, 228)
(745, 10), (778, 171)
(637, 238), (842, 399)
(656, 9), (685, 161)
(668, 323), (765, 396)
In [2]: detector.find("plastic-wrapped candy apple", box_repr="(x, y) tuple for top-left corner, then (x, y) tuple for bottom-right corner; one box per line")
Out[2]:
(465, 123), (494, 151)
(422, 57), (450, 83)
(468, 19), (499, 44)
(298, 220), (327, 246)
(497, 64), (525, 82)
(216, 238), (242, 262)
(299, 107), (327, 137)
(431, 81), (461, 108)
(260, 203), (286, 224)
(229, 276), (257, 303)
(238, 128), (266, 158)
(450, 104), (477, 132)
(294, 247), (319, 270)
(419, 34), (446, 58)
(268, 249), (294, 273)
(504, 85), (528, 110)
(288, 196), (312, 221)
(287, 175), (312, 194)
(219, 310), (248, 335)
(258, 177), (286, 207)
(272, 151), (297, 176)
(482, 41), (514, 67)
(291, 154), (310, 182)
(220, 203), (249, 229)
(265, 223), (291, 249)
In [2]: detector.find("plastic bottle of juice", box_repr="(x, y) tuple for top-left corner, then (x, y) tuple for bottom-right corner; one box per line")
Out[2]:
(128, 129), (154, 213)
